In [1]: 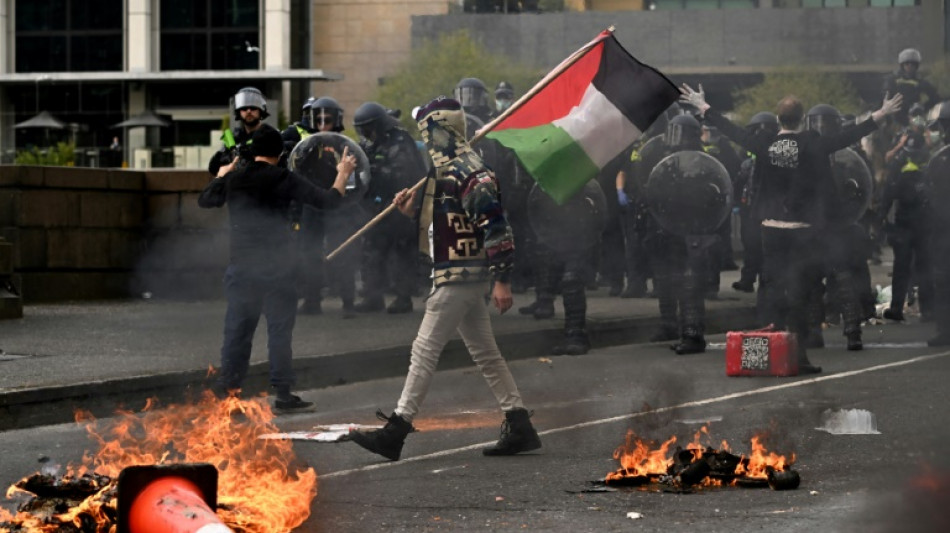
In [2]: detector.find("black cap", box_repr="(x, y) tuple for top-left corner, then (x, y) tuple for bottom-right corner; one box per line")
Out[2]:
(250, 127), (283, 158)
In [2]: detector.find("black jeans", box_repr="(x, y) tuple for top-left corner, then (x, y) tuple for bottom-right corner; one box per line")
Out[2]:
(761, 226), (824, 345)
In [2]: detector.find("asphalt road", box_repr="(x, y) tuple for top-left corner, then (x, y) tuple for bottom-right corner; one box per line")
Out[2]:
(2, 321), (949, 532)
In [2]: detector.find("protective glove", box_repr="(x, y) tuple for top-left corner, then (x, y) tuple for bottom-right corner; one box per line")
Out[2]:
(679, 83), (711, 115)
(617, 188), (631, 207)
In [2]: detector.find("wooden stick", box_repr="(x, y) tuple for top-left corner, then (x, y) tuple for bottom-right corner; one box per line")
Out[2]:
(325, 27), (615, 262)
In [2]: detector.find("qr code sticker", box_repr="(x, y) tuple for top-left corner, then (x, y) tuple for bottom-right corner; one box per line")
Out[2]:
(741, 336), (770, 371)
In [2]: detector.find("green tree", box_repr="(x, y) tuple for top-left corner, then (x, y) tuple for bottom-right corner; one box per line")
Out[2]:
(15, 142), (76, 166)
(374, 30), (543, 134)
(731, 68), (864, 125)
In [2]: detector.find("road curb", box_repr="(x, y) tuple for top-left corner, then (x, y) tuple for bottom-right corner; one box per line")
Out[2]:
(0, 306), (758, 431)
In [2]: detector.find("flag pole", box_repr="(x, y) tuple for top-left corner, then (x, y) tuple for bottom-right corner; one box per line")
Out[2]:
(325, 26), (615, 262)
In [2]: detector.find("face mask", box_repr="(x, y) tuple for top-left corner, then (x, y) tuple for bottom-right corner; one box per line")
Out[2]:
(495, 99), (512, 112)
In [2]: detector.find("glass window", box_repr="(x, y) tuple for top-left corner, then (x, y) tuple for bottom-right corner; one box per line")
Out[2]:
(15, 0), (67, 31)
(16, 36), (68, 71)
(161, 0), (259, 71)
(15, 0), (121, 72)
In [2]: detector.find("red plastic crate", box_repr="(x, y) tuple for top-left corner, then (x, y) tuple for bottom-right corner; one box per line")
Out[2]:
(726, 330), (799, 377)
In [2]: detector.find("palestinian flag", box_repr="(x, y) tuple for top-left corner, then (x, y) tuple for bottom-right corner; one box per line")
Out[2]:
(486, 30), (678, 204)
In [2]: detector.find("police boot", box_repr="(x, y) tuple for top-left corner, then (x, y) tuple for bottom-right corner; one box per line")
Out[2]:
(386, 296), (413, 314)
(483, 408), (542, 456)
(354, 297), (384, 313)
(673, 335), (706, 355)
(551, 329), (590, 356)
(350, 410), (414, 461)
(518, 297), (554, 320)
(796, 344), (822, 375)
(731, 280), (755, 293)
(846, 331), (863, 351)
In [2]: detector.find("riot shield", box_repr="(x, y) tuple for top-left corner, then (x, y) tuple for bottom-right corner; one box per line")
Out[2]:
(288, 132), (371, 207)
(829, 147), (873, 224)
(633, 135), (667, 189)
(646, 150), (732, 236)
(927, 144), (950, 223)
(527, 179), (608, 253)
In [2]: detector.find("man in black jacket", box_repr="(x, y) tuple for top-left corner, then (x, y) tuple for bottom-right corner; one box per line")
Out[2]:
(198, 127), (357, 412)
(681, 84), (902, 373)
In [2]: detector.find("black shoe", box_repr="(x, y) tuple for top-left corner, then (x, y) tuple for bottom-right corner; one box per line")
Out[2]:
(533, 299), (555, 319)
(354, 298), (385, 313)
(883, 308), (904, 322)
(846, 332), (863, 351)
(732, 280), (755, 293)
(673, 336), (706, 355)
(551, 331), (590, 356)
(386, 296), (413, 314)
(298, 299), (322, 315)
(927, 333), (950, 347)
(650, 327), (679, 343)
(483, 408), (542, 456)
(350, 410), (414, 461)
(274, 394), (316, 414)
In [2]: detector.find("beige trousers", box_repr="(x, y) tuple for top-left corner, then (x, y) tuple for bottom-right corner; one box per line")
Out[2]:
(395, 282), (525, 422)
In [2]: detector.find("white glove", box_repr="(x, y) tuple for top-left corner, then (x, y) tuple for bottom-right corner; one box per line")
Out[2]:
(679, 83), (710, 115)
(880, 92), (903, 117)
(871, 92), (903, 124)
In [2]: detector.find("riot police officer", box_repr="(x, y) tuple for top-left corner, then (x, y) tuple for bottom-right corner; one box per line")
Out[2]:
(926, 102), (950, 345)
(281, 96), (317, 155)
(881, 131), (934, 323)
(639, 114), (722, 354)
(494, 81), (515, 116)
(804, 104), (875, 350)
(208, 87), (275, 177)
(732, 112), (779, 296)
(353, 102), (428, 313)
(883, 48), (939, 127)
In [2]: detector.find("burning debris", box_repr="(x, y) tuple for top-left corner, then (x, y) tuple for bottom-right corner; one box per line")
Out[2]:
(601, 426), (800, 492)
(0, 392), (316, 533)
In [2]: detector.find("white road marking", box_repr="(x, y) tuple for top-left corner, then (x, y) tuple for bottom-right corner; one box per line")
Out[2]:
(320, 350), (950, 479)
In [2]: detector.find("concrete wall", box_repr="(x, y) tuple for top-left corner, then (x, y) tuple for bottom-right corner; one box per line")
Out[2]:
(411, 7), (926, 74)
(309, 0), (449, 121)
(0, 166), (228, 302)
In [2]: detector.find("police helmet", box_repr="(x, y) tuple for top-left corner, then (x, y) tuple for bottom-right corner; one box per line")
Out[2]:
(804, 104), (841, 136)
(233, 87), (269, 121)
(898, 48), (922, 65)
(302, 96), (317, 111)
(309, 96), (345, 132)
(454, 78), (490, 113)
(495, 81), (515, 99)
(666, 114), (702, 148)
(745, 111), (779, 135)
(353, 101), (400, 141)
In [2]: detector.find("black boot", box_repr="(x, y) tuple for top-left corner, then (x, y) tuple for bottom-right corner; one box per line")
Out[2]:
(846, 331), (863, 351)
(883, 307), (904, 322)
(551, 330), (590, 356)
(483, 408), (542, 456)
(796, 344), (822, 375)
(673, 336), (706, 355)
(532, 298), (555, 319)
(350, 410), (414, 461)
(732, 280), (755, 293)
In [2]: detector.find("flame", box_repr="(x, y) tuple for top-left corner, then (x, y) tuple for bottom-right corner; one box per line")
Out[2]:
(734, 435), (796, 479)
(606, 427), (796, 486)
(0, 391), (316, 533)
(605, 430), (676, 481)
